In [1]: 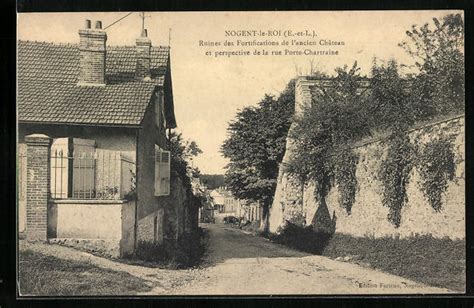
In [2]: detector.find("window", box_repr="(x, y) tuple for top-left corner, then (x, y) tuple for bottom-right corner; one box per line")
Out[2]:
(155, 91), (167, 130)
(154, 145), (171, 196)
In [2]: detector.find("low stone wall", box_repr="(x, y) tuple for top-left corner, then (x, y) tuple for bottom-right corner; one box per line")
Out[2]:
(47, 199), (136, 257)
(269, 116), (465, 239)
(159, 176), (198, 240)
(136, 208), (164, 244)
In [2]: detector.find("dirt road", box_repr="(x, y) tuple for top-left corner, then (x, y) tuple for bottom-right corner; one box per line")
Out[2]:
(21, 224), (454, 295)
(170, 224), (453, 295)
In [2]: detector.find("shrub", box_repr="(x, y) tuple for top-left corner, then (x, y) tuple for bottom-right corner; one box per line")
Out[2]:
(270, 221), (333, 254)
(175, 228), (207, 268)
(132, 227), (207, 269)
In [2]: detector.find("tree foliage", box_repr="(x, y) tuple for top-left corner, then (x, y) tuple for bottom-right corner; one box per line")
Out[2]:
(399, 13), (464, 116)
(286, 13), (464, 225)
(221, 80), (295, 223)
(286, 63), (368, 200)
(169, 132), (202, 187)
(200, 174), (225, 190)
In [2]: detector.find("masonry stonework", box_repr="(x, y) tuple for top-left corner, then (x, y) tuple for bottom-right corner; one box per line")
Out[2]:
(78, 21), (107, 86)
(25, 134), (51, 240)
(136, 208), (164, 244)
(268, 77), (465, 239)
(161, 177), (187, 240)
(135, 29), (152, 81)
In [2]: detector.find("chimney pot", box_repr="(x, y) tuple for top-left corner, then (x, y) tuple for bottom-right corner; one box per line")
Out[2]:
(135, 30), (152, 81)
(84, 19), (91, 29)
(78, 22), (107, 86)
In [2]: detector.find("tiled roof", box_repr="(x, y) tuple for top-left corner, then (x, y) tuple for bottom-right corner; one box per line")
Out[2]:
(17, 40), (172, 126)
(18, 80), (157, 125)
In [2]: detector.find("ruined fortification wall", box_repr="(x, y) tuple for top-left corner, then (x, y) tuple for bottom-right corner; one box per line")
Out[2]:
(268, 77), (465, 239)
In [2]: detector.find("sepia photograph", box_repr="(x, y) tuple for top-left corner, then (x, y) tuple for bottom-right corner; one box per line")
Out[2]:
(16, 10), (465, 296)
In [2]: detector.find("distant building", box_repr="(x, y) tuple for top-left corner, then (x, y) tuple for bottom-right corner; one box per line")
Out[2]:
(192, 177), (215, 223)
(209, 187), (263, 223)
(210, 187), (226, 213)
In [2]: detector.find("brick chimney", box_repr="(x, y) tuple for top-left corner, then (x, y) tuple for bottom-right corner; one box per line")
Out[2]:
(78, 19), (107, 86)
(135, 29), (152, 81)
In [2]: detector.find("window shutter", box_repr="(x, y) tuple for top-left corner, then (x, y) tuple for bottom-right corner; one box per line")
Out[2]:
(154, 145), (161, 196)
(154, 145), (171, 196)
(160, 150), (171, 195)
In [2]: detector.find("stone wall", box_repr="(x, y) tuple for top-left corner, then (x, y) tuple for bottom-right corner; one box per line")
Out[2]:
(48, 199), (136, 257)
(268, 77), (465, 239)
(136, 208), (164, 244)
(159, 176), (198, 240)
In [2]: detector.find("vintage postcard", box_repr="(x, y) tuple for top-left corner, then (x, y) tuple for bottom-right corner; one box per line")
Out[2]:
(16, 10), (465, 296)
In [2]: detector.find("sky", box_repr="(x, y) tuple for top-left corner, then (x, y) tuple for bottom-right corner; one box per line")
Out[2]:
(17, 10), (461, 174)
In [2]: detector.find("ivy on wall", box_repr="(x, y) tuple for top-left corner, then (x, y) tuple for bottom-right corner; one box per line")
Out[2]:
(285, 14), (464, 228)
(379, 134), (415, 227)
(417, 137), (456, 212)
(334, 151), (359, 215)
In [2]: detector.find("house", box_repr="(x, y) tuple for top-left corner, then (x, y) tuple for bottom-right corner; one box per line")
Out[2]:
(208, 186), (262, 223)
(223, 191), (241, 215)
(210, 187), (227, 213)
(191, 177), (215, 223)
(210, 187), (241, 216)
(17, 19), (197, 257)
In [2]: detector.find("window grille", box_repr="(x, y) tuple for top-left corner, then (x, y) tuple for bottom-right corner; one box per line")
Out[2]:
(50, 148), (135, 200)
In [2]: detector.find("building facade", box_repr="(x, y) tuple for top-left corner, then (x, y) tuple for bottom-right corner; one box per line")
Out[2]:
(17, 20), (197, 257)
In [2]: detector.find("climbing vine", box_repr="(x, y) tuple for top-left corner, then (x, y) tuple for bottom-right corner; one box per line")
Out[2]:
(334, 150), (359, 214)
(417, 137), (456, 212)
(314, 160), (334, 202)
(379, 134), (414, 227)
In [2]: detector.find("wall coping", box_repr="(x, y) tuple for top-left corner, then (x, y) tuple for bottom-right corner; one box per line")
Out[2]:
(25, 134), (51, 145)
(349, 113), (464, 151)
(49, 199), (129, 205)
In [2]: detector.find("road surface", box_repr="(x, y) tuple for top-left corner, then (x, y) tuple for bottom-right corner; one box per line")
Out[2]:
(170, 224), (453, 295)
(20, 224), (455, 295)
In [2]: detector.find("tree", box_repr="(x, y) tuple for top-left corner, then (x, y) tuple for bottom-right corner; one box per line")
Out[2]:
(169, 132), (202, 187)
(200, 174), (225, 190)
(286, 62), (369, 198)
(399, 13), (464, 116)
(368, 58), (414, 131)
(221, 80), (295, 231)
